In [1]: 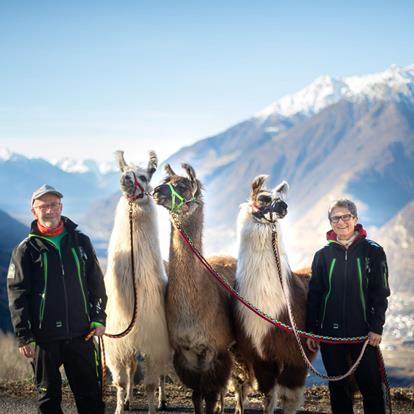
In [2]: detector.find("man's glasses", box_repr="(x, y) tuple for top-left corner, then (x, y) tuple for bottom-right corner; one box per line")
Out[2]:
(330, 213), (354, 224)
(33, 202), (61, 212)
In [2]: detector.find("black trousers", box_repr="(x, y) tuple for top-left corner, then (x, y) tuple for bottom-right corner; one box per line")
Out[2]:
(34, 336), (105, 414)
(320, 343), (385, 414)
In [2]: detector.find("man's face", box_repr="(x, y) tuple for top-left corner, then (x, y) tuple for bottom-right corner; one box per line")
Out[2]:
(31, 194), (62, 228)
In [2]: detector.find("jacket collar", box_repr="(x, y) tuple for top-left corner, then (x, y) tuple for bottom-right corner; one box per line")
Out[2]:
(326, 223), (367, 244)
(30, 216), (78, 235)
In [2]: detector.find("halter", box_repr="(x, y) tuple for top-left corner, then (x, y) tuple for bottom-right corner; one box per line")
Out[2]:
(252, 200), (287, 223)
(167, 182), (197, 212)
(126, 172), (146, 202)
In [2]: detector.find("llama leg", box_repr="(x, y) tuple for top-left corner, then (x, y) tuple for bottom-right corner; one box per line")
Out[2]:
(213, 391), (224, 414)
(277, 385), (305, 414)
(277, 364), (307, 414)
(192, 390), (203, 414)
(263, 384), (277, 414)
(158, 374), (167, 410)
(253, 359), (279, 414)
(143, 358), (158, 414)
(125, 356), (137, 411)
(235, 379), (250, 414)
(205, 390), (225, 414)
(112, 367), (129, 414)
(145, 383), (157, 414)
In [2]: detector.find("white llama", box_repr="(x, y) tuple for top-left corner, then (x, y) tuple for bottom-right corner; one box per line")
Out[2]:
(234, 175), (315, 414)
(104, 151), (171, 414)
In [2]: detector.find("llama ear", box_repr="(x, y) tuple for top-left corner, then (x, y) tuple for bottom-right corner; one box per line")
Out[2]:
(274, 180), (289, 199)
(114, 150), (128, 172)
(147, 150), (158, 178)
(182, 163), (197, 183)
(251, 175), (268, 198)
(164, 163), (176, 176)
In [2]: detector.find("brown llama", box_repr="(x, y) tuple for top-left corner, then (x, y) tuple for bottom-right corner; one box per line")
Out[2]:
(233, 175), (316, 414)
(153, 163), (236, 414)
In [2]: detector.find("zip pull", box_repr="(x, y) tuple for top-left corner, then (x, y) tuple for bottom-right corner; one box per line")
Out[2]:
(345, 250), (348, 261)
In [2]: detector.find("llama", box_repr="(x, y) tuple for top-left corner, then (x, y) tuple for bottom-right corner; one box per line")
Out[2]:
(234, 175), (315, 414)
(104, 151), (171, 414)
(153, 163), (236, 414)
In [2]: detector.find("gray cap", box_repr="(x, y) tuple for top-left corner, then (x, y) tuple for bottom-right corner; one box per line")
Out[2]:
(31, 184), (63, 205)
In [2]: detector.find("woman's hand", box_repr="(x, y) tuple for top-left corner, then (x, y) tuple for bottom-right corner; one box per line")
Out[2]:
(306, 338), (320, 353)
(368, 331), (382, 347)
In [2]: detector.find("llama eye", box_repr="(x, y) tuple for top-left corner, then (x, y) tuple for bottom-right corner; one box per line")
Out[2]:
(258, 195), (272, 203)
(139, 175), (147, 182)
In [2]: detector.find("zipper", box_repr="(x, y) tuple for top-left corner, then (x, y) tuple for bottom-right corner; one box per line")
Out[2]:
(357, 257), (367, 322)
(38, 252), (48, 329)
(321, 258), (336, 328)
(59, 250), (70, 337)
(71, 248), (90, 319)
(342, 249), (348, 334)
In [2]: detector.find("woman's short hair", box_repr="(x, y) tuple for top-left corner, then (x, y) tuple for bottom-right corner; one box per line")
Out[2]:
(328, 199), (358, 219)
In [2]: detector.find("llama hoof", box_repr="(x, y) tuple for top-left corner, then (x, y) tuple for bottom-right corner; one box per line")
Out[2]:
(158, 400), (167, 411)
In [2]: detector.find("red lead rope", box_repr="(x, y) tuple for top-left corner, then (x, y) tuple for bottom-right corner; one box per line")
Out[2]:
(171, 214), (365, 344)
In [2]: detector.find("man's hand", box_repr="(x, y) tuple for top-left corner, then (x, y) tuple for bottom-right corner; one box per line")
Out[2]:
(368, 331), (382, 347)
(306, 338), (320, 353)
(93, 325), (106, 337)
(19, 343), (35, 358)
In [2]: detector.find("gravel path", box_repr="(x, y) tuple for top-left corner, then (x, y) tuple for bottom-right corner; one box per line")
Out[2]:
(0, 397), (324, 414)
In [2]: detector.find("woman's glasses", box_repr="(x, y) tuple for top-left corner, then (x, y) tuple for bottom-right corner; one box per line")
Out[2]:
(329, 213), (354, 224)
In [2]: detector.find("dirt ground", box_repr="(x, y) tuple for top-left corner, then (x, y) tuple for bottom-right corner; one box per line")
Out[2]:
(0, 380), (413, 413)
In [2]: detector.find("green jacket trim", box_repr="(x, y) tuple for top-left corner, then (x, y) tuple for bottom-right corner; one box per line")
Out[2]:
(357, 257), (367, 322)
(321, 257), (336, 328)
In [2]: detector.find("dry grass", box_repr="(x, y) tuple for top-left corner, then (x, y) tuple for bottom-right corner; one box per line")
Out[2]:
(0, 331), (32, 380)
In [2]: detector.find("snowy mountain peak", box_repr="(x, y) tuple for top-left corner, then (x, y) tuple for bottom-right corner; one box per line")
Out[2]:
(257, 64), (414, 120)
(51, 157), (117, 175)
(0, 147), (28, 162)
(0, 148), (13, 161)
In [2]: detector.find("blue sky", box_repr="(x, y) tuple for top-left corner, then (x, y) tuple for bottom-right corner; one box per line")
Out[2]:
(1, 0), (413, 163)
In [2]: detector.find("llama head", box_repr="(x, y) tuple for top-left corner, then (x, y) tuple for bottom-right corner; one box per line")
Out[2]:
(152, 163), (202, 214)
(115, 150), (158, 202)
(249, 175), (289, 223)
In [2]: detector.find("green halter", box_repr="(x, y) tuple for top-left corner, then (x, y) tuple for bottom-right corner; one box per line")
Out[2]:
(167, 183), (196, 212)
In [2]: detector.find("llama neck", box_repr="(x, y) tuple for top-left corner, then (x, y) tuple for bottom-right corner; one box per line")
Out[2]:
(108, 197), (163, 268)
(168, 204), (204, 283)
(237, 208), (291, 288)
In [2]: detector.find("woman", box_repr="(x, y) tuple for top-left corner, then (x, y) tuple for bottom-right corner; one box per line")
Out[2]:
(306, 199), (390, 414)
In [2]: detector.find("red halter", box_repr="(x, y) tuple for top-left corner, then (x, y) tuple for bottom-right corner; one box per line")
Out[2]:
(127, 172), (146, 202)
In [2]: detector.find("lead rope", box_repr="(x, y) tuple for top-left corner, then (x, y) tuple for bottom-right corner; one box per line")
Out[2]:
(85, 201), (140, 400)
(270, 227), (368, 381)
(170, 213), (366, 344)
(376, 340), (393, 414)
(104, 201), (139, 339)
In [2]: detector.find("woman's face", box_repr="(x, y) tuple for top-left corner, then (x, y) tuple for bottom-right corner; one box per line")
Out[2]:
(329, 206), (358, 240)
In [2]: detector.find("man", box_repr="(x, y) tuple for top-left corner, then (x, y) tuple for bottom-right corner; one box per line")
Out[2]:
(7, 184), (107, 414)
(306, 199), (390, 414)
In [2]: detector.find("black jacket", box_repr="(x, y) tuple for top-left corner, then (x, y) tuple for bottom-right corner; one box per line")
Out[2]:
(306, 225), (390, 338)
(7, 217), (107, 346)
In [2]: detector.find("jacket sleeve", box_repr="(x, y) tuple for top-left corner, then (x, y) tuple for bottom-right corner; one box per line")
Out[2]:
(306, 250), (326, 334)
(7, 244), (36, 346)
(366, 244), (390, 335)
(82, 235), (107, 326)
